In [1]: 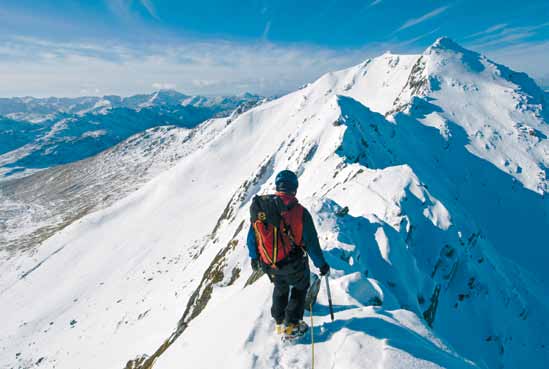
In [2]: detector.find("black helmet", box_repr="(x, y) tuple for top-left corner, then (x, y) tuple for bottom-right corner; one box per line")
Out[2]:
(275, 170), (298, 193)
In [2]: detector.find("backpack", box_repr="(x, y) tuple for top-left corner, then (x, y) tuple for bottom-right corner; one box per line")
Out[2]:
(250, 194), (303, 268)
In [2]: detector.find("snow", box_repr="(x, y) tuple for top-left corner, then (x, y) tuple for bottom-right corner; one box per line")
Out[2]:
(0, 120), (228, 254)
(81, 129), (107, 138)
(76, 99), (112, 116)
(1, 38), (548, 369)
(395, 37), (549, 194)
(312, 53), (420, 115)
(158, 280), (473, 369)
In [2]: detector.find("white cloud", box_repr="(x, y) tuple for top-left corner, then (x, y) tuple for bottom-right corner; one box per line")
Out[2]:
(465, 22), (549, 49)
(152, 82), (176, 90)
(2, 29), (544, 99)
(0, 36), (379, 97)
(465, 23), (507, 39)
(395, 28), (440, 48)
(192, 80), (219, 88)
(140, 0), (160, 20)
(470, 32), (534, 49)
(105, 0), (160, 22)
(396, 6), (450, 32)
(480, 40), (549, 79)
(105, 0), (131, 19)
(262, 20), (272, 40)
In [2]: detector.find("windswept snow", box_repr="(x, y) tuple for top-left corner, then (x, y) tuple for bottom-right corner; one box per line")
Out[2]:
(1, 38), (548, 369)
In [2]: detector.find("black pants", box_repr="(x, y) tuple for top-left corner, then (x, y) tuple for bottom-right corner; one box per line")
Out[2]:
(269, 257), (310, 325)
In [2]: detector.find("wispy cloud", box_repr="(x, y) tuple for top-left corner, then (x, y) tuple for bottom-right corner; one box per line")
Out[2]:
(152, 82), (176, 90)
(370, 0), (383, 6)
(396, 28), (441, 47)
(465, 23), (507, 39)
(140, 0), (160, 20)
(262, 20), (271, 40)
(466, 22), (549, 49)
(396, 6), (450, 32)
(482, 40), (549, 79)
(105, 0), (131, 20)
(0, 35), (380, 97)
(105, 0), (160, 22)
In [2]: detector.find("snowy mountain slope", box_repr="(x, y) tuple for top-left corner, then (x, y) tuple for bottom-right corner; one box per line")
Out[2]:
(0, 118), (43, 156)
(308, 52), (420, 115)
(0, 91), (263, 179)
(391, 37), (548, 194)
(1, 38), (548, 369)
(0, 117), (230, 257)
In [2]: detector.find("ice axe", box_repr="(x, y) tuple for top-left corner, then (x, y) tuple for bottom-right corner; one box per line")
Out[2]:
(324, 274), (334, 321)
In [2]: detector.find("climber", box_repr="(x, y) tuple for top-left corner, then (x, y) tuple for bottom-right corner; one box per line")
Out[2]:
(247, 170), (330, 340)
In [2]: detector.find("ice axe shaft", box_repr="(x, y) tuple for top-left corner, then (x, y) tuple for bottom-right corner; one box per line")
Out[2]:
(325, 276), (334, 321)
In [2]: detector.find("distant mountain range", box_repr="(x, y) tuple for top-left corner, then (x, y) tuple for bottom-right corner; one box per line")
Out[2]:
(0, 90), (261, 122)
(0, 90), (263, 178)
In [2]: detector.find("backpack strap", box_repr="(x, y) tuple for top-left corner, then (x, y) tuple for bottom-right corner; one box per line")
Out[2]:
(281, 220), (298, 249)
(253, 220), (278, 269)
(279, 202), (303, 250)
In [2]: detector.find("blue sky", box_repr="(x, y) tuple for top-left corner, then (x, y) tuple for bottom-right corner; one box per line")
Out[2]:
(0, 0), (547, 97)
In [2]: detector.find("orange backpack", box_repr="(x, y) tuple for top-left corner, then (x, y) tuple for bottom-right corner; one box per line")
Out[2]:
(250, 194), (304, 268)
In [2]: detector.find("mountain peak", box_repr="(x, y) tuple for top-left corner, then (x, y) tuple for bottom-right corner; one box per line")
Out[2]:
(154, 89), (187, 98)
(237, 92), (260, 99)
(426, 36), (469, 54)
